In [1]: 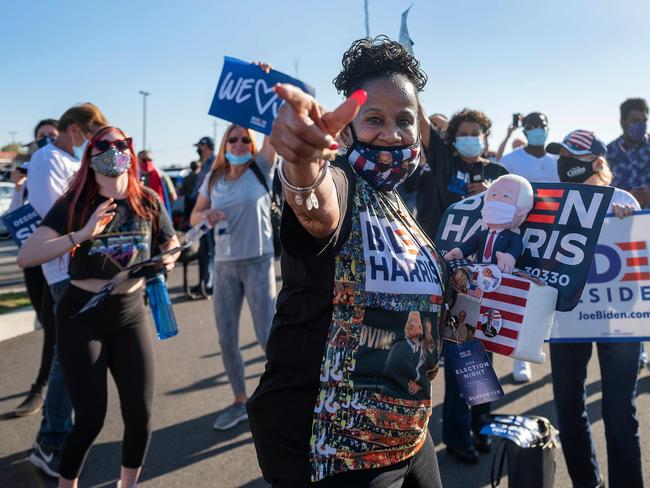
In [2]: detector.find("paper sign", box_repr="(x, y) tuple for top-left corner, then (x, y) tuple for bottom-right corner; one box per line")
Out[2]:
(0, 204), (42, 247)
(435, 183), (613, 311)
(551, 210), (650, 341)
(445, 339), (504, 406)
(208, 56), (316, 135)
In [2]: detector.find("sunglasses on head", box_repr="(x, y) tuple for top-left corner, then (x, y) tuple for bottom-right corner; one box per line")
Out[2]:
(227, 136), (251, 144)
(93, 138), (132, 152)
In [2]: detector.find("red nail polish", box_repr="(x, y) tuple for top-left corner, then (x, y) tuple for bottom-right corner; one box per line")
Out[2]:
(329, 142), (339, 150)
(349, 89), (368, 106)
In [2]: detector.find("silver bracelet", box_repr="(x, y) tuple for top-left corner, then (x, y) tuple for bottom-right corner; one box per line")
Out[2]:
(277, 159), (330, 210)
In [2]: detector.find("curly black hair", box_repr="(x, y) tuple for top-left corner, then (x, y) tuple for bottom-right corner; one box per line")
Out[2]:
(445, 108), (492, 145)
(333, 36), (427, 97)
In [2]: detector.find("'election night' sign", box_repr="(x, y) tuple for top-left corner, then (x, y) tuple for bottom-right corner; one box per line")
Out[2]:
(551, 210), (650, 341)
(1, 203), (41, 247)
(445, 340), (504, 406)
(434, 183), (614, 311)
(208, 56), (316, 135)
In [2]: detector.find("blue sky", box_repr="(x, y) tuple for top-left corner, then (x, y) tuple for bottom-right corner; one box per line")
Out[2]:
(1, 0), (649, 167)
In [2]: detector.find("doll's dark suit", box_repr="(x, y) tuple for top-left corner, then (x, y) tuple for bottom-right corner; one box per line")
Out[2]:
(458, 227), (523, 264)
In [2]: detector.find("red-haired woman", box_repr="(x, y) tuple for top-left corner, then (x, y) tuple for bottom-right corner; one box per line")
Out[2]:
(18, 126), (180, 488)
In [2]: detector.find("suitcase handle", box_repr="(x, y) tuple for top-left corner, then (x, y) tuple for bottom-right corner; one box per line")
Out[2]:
(490, 439), (508, 488)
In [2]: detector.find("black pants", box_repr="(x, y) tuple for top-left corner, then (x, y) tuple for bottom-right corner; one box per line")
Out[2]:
(24, 265), (55, 388)
(550, 342), (643, 488)
(273, 435), (441, 488)
(56, 285), (155, 479)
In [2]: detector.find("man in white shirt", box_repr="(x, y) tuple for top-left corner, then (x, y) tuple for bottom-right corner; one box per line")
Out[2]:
(499, 112), (558, 383)
(27, 103), (108, 478)
(500, 112), (559, 184)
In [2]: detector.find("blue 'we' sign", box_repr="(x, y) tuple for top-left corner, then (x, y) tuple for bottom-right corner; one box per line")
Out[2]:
(208, 57), (316, 135)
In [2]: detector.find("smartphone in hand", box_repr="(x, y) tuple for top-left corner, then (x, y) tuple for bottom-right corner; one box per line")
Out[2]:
(468, 163), (485, 183)
(512, 113), (521, 128)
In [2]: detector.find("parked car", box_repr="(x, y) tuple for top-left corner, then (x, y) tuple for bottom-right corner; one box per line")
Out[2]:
(0, 182), (15, 236)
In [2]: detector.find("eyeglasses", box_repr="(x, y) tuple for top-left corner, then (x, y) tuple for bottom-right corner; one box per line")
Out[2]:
(93, 138), (132, 152)
(141, 157), (152, 162)
(227, 136), (251, 144)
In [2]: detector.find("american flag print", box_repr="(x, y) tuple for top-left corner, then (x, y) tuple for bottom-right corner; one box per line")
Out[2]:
(615, 241), (650, 281)
(566, 130), (596, 152)
(474, 274), (531, 357)
(526, 188), (566, 224)
(347, 146), (420, 191)
(466, 283), (484, 302)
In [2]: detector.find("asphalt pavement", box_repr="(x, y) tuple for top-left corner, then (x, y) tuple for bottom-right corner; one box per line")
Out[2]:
(0, 256), (649, 487)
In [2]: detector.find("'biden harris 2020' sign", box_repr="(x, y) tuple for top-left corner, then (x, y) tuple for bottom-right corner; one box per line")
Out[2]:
(434, 183), (613, 312)
(551, 210), (650, 342)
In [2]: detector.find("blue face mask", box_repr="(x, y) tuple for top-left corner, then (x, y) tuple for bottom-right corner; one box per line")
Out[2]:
(72, 138), (88, 160)
(36, 136), (55, 149)
(525, 127), (548, 146)
(225, 152), (253, 165)
(454, 136), (484, 158)
(627, 121), (647, 143)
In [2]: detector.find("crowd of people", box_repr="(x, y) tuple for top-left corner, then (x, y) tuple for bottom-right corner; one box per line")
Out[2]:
(3, 36), (648, 488)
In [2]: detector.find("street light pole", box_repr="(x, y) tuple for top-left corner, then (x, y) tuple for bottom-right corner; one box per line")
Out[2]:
(9, 131), (17, 145)
(138, 90), (150, 150)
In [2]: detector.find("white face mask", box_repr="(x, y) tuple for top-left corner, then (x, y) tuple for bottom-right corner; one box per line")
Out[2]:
(481, 200), (517, 224)
(72, 139), (87, 160)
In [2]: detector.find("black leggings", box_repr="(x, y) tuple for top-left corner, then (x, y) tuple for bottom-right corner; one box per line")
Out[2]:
(23, 265), (56, 388)
(273, 434), (442, 488)
(56, 284), (155, 479)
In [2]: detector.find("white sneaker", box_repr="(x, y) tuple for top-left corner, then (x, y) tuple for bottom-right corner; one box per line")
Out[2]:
(213, 403), (248, 430)
(512, 360), (532, 383)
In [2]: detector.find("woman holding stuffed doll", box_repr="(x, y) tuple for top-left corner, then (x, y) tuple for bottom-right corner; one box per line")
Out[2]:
(401, 107), (509, 240)
(18, 126), (180, 488)
(247, 36), (464, 487)
(547, 130), (643, 488)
